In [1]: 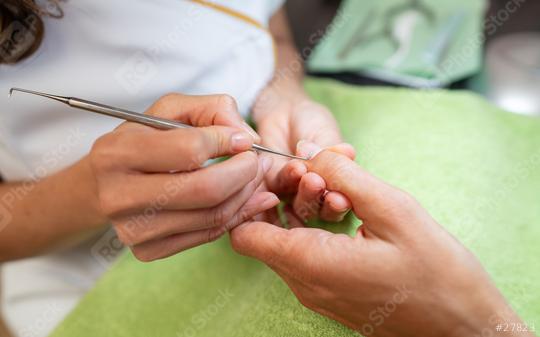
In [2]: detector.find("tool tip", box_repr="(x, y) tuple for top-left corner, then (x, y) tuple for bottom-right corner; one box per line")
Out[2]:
(6, 87), (70, 104)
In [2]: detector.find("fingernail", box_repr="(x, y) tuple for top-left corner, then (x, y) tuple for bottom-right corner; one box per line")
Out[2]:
(329, 200), (347, 213)
(242, 121), (261, 142)
(261, 156), (273, 173)
(297, 140), (323, 159)
(231, 132), (252, 152)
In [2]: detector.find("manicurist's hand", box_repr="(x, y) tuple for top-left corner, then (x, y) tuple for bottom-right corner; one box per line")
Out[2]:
(231, 148), (533, 337)
(90, 94), (279, 262)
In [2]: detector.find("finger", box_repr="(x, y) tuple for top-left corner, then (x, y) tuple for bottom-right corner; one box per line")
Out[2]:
(292, 173), (325, 221)
(307, 150), (419, 236)
(100, 151), (262, 216)
(297, 141), (355, 160)
(255, 112), (294, 194)
(131, 192), (279, 262)
(143, 93), (260, 141)
(327, 143), (356, 160)
(115, 157), (271, 245)
(273, 160), (307, 195)
(231, 221), (337, 273)
(101, 126), (254, 172)
(319, 191), (351, 223)
(283, 205), (305, 229)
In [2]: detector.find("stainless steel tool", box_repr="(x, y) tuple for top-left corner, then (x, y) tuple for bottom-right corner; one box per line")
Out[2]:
(8, 88), (307, 160)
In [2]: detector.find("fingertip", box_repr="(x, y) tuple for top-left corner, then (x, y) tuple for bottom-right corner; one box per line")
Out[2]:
(302, 172), (326, 193)
(325, 192), (351, 213)
(289, 161), (307, 180)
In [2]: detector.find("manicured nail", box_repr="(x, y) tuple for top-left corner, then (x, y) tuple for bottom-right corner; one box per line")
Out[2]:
(231, 132), (252, 152)
(261, 156), (273, 173)
(242, 121), (261, 142)
(328, 197), (350, 213)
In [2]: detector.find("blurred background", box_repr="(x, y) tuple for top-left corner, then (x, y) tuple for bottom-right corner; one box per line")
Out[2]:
(285, 0), (540, 116)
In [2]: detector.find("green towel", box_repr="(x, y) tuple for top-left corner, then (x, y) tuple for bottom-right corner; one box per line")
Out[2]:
(308, 0), (486, 86)
(50, 79), (540, 337)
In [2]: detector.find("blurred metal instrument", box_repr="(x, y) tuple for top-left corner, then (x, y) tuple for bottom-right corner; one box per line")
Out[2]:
(8, 88), (307, 160)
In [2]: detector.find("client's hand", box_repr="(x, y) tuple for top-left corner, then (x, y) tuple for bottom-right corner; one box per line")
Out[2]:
(90, 94), (279, 262)
(231, 149), (532, 337)
(254, 97), (354, 222)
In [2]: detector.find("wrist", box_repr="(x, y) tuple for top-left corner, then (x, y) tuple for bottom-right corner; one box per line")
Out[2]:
(73, 156), (109, 226)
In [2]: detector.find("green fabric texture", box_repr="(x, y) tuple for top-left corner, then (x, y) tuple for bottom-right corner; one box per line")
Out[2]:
(50, 79), (540, 337)
(308, 0), (486, 86)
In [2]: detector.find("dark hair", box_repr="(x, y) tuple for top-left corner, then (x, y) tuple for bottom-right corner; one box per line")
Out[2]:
(0, 0), (63, 64)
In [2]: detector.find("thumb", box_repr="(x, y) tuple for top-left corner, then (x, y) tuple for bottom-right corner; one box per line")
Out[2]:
(146, 93), (261, 142)
(230, 221), (291, 268)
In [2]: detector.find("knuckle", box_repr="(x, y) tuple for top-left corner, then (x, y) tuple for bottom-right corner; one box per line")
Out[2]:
(216, 94), (238, 112)
(98, 190), (139, 218)
(97, 190), (123, 217)
(200, 127), (226, 159)
(90, 134), (121, 172)
(173, 130), (206, 166)
(153, 93), (180, 114)
(206, 226), (226, 244)
(209, 206), (234, 227)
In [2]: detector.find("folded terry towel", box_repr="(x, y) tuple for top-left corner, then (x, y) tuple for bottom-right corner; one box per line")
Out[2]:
(308, 0), (487, 87)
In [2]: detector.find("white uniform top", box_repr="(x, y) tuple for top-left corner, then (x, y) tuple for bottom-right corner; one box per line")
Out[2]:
(0, 0), (282, 335)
